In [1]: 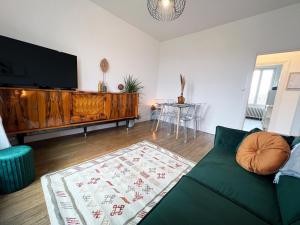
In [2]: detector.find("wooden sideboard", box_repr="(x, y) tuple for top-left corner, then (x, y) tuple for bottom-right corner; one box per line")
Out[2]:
(0, 87), (139, 140)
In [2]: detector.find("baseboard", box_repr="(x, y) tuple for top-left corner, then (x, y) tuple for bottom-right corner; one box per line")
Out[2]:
(9, 121), (128, 144)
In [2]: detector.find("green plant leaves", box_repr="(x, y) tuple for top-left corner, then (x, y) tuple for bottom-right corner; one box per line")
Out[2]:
(123, 75), (144, 93)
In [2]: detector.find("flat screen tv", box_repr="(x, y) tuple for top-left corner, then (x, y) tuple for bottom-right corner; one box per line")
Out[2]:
(0, 35), (78, 89)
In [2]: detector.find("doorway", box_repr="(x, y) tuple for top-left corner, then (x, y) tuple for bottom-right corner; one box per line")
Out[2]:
(243, 60), (282, 131)
(243, 50), (300, 135)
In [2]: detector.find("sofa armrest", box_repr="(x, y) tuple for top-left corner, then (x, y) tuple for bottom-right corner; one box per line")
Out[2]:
(214, 126), (247, 152)
(276, 176), (300, 225)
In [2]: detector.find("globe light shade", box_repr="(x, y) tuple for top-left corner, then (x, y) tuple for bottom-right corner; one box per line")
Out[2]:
(147, 0), (186, 21)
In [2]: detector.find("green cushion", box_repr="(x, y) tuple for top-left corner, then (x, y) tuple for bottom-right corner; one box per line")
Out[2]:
(139, 176), (268, 225)
(0, 145), (35, 194)
(276, 176), (300, 225)
(186, 147), (282, 225)
(292, 137), (300, 147)
(214, 126), (247, 152)
(282, 135), (295, 148)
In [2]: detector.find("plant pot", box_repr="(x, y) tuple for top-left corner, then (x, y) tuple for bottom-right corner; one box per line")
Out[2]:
(178, 95), (185, 104)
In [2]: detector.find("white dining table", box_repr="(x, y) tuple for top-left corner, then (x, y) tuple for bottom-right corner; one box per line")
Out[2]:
(155, 103), (193, 139)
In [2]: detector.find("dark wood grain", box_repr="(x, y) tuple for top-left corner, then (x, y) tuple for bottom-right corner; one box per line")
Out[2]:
(0, 87), (139, 134)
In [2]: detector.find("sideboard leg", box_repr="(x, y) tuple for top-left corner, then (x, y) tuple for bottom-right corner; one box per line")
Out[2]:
(116, 121), (119, 127)
(16, 134), (25, 145)
(126, 120), (129, 132)
(83, 127), (87, 138)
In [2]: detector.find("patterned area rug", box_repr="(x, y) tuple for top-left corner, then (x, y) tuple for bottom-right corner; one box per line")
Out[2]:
(41, 141), (195, 225)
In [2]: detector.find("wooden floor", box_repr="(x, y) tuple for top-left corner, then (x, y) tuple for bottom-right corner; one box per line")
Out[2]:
(0, 121), (214, 225)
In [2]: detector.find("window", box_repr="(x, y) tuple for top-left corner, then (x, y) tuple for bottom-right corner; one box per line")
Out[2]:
(248, 66), (281, 106)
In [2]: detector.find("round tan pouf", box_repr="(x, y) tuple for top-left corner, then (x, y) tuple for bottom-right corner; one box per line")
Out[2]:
(236, 132), (290, 175)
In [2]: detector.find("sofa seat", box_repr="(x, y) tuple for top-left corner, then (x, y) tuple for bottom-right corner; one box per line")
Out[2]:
(139, 175), (268, 225)
(187, 147), (282, 225)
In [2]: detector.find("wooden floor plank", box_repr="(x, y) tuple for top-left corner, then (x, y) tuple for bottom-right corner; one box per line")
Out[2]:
(0, 121), (214, 225)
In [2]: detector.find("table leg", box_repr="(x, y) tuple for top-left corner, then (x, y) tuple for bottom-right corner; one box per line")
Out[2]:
(176, 108), (181, 139)
(155, 107), (164, 132)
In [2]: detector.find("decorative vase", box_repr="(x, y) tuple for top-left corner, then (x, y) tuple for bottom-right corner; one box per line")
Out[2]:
(98, 81), (103, 92)
(178, 95), (185, 104)
(98, 81), (107, 93)
(102, 85), (107, 93)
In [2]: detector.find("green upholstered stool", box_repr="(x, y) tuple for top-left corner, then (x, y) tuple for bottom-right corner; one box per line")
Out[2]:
(0, 145), (35, 194)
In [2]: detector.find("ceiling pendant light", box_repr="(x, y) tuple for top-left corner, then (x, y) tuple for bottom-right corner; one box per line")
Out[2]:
(147, 0), (186, 22)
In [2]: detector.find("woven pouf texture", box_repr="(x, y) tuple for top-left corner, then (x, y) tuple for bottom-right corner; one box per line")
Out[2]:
(0, 146), (35, 194)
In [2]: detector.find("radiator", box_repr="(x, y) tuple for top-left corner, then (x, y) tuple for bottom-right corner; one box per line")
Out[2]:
(246, 105), (264, 120)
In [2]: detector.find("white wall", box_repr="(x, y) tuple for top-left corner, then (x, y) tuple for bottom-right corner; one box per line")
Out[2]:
(256, 52), (300, 136)
(0, 0), (160, 141)
(157, 3), (300, 134)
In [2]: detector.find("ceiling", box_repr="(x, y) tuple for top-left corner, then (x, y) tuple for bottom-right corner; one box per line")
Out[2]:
(91, 0), (300, 41)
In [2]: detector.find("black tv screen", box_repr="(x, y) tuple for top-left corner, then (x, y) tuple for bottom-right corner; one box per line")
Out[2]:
(0, 35), (77, 89)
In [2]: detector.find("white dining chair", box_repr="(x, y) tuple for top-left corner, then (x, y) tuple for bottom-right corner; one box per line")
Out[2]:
(153, 99), (176, 132)
(180, 103), (207, 143)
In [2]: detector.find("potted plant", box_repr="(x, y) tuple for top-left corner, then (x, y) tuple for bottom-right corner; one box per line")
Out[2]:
(123, 75), (143, 128)
(123, 75), (143, 93)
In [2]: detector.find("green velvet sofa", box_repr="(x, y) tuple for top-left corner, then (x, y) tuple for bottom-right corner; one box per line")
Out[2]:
(139, 126), (300, 225)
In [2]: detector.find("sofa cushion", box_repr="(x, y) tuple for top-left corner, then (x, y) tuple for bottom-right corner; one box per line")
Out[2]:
(139, 176), (269, 225)
(186, 147), (282, 225)
(276, 176), (300, 225)
(214, 126), (248, 152)
(292, 137), (300, 147)
(236, 132), (290, 175)
(283, 135), (296, 148)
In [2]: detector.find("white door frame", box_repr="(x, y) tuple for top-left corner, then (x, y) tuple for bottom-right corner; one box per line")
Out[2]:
(241, 57), (289, 131)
